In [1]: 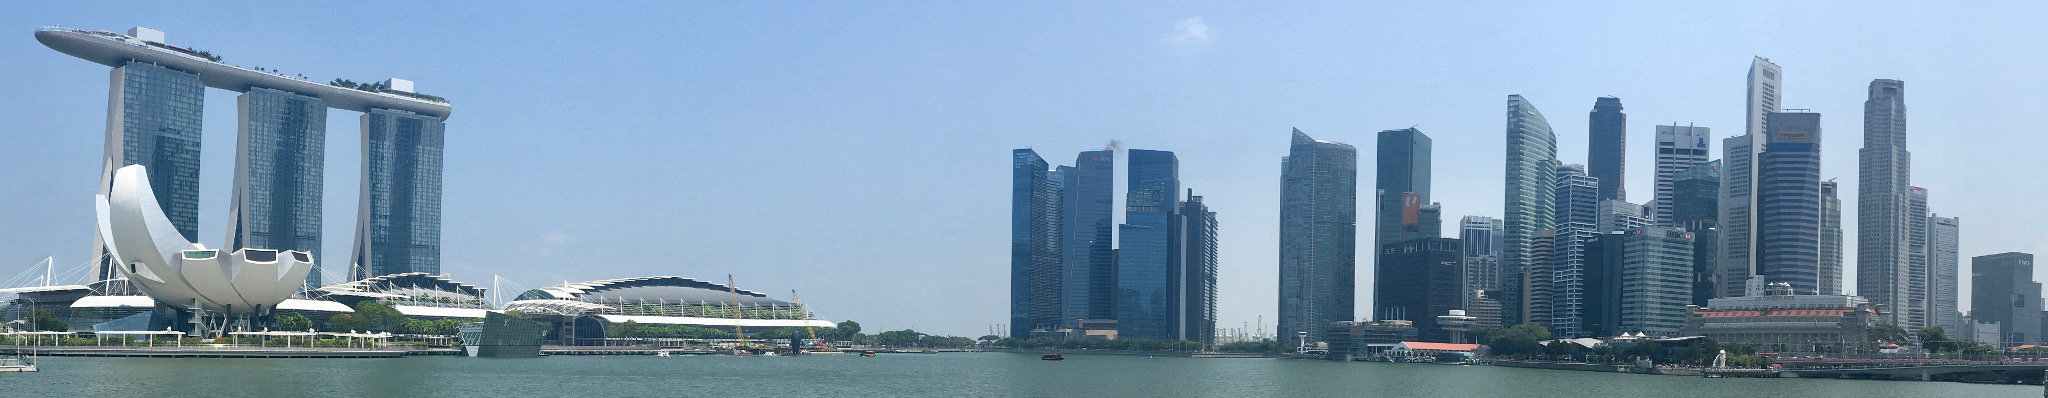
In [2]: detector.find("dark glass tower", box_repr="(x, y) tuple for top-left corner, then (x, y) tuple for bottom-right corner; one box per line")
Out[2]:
(352, 108), (447, 281)
(1971, 253), (2040, 347)
(1501, 95), (1557, 327)
(1180, 192), (1218, 344)
(1588, 97), (1627, 202)
(228, 87), (328, 289)
(1118, 149), (1179, 340)
(1279, 129), (1357, 343)
(1376, 128), (1434, 248)
(1009, 149), (1059, 337)
(92, 61), (206, 282)
(1373, 237), (1463, 342)
(1756, 112), (1822, 294)
(1061, 150), (1116, 326)
(1671, 160), (1721, 228)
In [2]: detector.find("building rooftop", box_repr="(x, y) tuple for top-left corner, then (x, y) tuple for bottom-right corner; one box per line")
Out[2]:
(35, 26), (452, 120)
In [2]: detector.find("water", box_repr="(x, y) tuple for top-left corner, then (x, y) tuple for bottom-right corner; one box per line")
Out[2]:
(2, 353), (2036, 397)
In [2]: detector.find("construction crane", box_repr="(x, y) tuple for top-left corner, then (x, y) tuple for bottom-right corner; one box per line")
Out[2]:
(793, 290), (819, 349)
(727, 275), (745, 348)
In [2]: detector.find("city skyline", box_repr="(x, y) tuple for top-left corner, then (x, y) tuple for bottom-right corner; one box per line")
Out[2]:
(3, 3), (2047, 337)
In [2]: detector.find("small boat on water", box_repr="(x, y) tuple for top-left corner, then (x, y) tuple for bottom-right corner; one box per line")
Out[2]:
(1041, 354), (1064, 361)
(656, 350), (671, 357)
(860, 351), (877, 357)
(0, 355), (36, 373)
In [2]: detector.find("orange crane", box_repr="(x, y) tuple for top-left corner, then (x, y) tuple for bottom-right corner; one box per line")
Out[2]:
(793, 290), (819, 349)
(728, 275), (745, 348)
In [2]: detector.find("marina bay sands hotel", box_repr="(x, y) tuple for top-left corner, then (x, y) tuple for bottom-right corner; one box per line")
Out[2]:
(36, 26), (451, 289)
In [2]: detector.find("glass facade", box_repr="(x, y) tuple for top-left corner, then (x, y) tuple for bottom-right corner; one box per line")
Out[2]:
(1757, 112), (1822, 294)
(230, 87), (328, 289)
(1619, 227), (1695, 335)
(1460, 216), (1503, 302)
(1117, 149), (1178, 340)
(1009, 149), (1056, 337)
(1279, 130), (1356, 343)
(1550, 164), (1598, 337)
(1373, 237), (1462, 342)
(1587, 97), (1627, 202)
(1970, 253), (2039, 347)
(1501, 95), (1556, 327)
(1060, 150), (1116, 326)
(93, 61), (206, 281)
(1652, 125), (1711, 226)
(353, 108), (446, 280)
(1670, 160), (1720, 227)
(1180, 193), (1217, 343)
(1856, 79), (1915, 327)
(1376, 128), (1433, 247)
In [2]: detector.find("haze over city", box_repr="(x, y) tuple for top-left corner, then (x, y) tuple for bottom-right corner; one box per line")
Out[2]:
(3, 2), (2046, 338)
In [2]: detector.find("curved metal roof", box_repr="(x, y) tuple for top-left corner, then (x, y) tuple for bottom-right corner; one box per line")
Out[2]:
(516, 276), (787, 305)
(318, 272), (484, 298)
(35, 27), (452, 120)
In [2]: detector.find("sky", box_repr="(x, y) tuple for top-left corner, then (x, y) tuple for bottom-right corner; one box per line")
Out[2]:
(2, 2), (2045, 337)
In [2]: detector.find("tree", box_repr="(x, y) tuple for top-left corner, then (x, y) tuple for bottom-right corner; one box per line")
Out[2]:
(29, 308), (67, 332)
(1920, 326), (1954, 353)
(1486, 323), (1552, 358)
(353, 301), (406, 332)
(836, 320), (861, 336)
(327, 314), (368, 332)
(876, 329), (923, 347)
(276, 313), (314, 331)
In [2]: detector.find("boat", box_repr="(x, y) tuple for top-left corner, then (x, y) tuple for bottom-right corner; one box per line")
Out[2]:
(0, 355), (36, 373)
(1041, 354), (1064, 361)
(655, 350), (671, 357)
(860, 351), (877, 357)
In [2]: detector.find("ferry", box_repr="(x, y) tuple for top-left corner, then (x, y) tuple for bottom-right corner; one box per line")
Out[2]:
(1041, 353), (1065, 361)
(860, 351), (877, 357)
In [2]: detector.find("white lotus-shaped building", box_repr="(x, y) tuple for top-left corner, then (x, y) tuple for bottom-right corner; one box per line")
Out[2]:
(97, 164), (312, 315)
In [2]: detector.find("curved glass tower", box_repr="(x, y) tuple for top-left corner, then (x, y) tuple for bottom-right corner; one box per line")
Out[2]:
(1501, 95), (1556, 326)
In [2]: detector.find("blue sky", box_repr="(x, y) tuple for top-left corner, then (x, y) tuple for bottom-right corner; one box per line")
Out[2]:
(2, 2), (2044, 337)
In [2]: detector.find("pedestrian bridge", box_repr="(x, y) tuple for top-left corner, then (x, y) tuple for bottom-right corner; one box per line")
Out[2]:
(1779, 360), (2048, 382)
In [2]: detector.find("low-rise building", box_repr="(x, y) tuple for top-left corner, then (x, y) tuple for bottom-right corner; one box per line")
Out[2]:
(1679, 283), (1883, 354)
(1327, 320), (1418, 361)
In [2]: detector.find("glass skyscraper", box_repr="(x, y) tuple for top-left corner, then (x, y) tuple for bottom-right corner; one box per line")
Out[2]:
(1180, 192), (1218, 344)
(1756, 111), (1822, 294)
(352, 108), (448, 281)
(1118, 149), (1179, 340)
(92, 61), (206, 282)
(1279, 129), (1356, 343)
(1501, 95), (1556, 327)
(1060, 150), (1116, 327)
(1857, 79), (1916, 327)
(1618, 227), (1695, 336)
(1009, 149), (1059, 337)
(1373, 237), (1463, 342)
(229, 87), (328, 289)
(1971, 252), (2040, 347)
(1376, 128), (1434, 248)
(1587, 97), (1626, 202)
(1551, 164), (1599, 337)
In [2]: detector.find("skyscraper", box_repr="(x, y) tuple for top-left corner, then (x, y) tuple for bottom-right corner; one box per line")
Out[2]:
(1061, 150), (1116, 326)
(1972, 253), (2040, 347)
(1756, 111), (1822, 294)
(1377, 128), (1434, 248)
(1652, 125), (1712, 225)
(1857, 79), (1915, 328)
(1180, 191), (1218, 344)
(1720, 57), (1781, 298)
(92, 59), (207, 284)
(1819, 181), (1843, 296)
(1596, 200), (1650, 234)
(1502, 95), (1558, 326)
(1904, 187), (1930, 331)
(1618, 227), (1696, 336)
(1119, 149), (1180, 341)
(228, 87), (328, 289)
(1010, 149), (1061, 337)
(1928, 215), (1961, 333)
(1461, 216), (1505, 301)
(1588, 97), (1627, 202)
(1524, 229), (1556, 328)
(1279, 130), (1358, 343)
(1551, 164), (1599, 337)
(1374, 237), (1464, 342)
(1671, 160), (1721, 228)
(350, 108), (449, 280)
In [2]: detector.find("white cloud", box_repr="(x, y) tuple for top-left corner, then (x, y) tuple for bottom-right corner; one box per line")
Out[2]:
(1167, 17), (1210, 45)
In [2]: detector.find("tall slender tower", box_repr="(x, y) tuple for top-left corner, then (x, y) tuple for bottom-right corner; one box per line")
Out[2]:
(1587, 97), (1627, 202)
(1756, 111), (1823, 294)
(1905, 187), (1930, 331)
(1819, 180), (1843, 295)
(1551, 164), (1600, 337)
(1719, 57), (1781, 297)
(1501, 95), (1557, 326)
(1652, 125), (1711, 225)
(1009, 149), (1061, 337)
(1856, 79), (1913, 327)
(1179, 191), (1218, 344)
(1118, 149), (1180, 340)
(1061, 150), (1116, 326)
(1927, 215), (1961, 333)
(1279, 129), (1357, 343)
(1460, 216), (1505, 301)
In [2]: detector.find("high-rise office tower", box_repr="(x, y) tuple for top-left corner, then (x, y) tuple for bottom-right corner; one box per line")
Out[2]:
(1588, 97), (1627, 202)
(40, 27), (452, 284)
(1857, 79), (1916, 328)
(1279, 130), (1358, 343)
(1502, 95), (1558, 326)
(1461, 216), (1505, 300)
(1652, 125), (1712, 225)
(1374, 237), (1464, 342)
(1551, 164), (1600, 337)
(1972, 253), (2041, 347)
(1689, 227), (1719, 306)
(1010, 149), (1062, 337)
(1523, 229), (1556, 327)
(1579, 232), (1623, 338)
(1756, 111), (1823, 294)
(350, 108), (449, 280)
(1179, 191), (1218, 344)
(1927, 215), (1961, 333)
(1119, 149), (1180, 340)
(228, 87), (329, 289)
(1377, 128), (1434, 248)
(1819, 181), (1843, 296)
(1061, 150), (1116, 326)
(1720, 57), (1781, 298)
(1596, 200), (1650, 234)
(1671, 160), (1721, 228)
(1618, 227), (1696, 336)
(1903, 187), (1930, 331)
